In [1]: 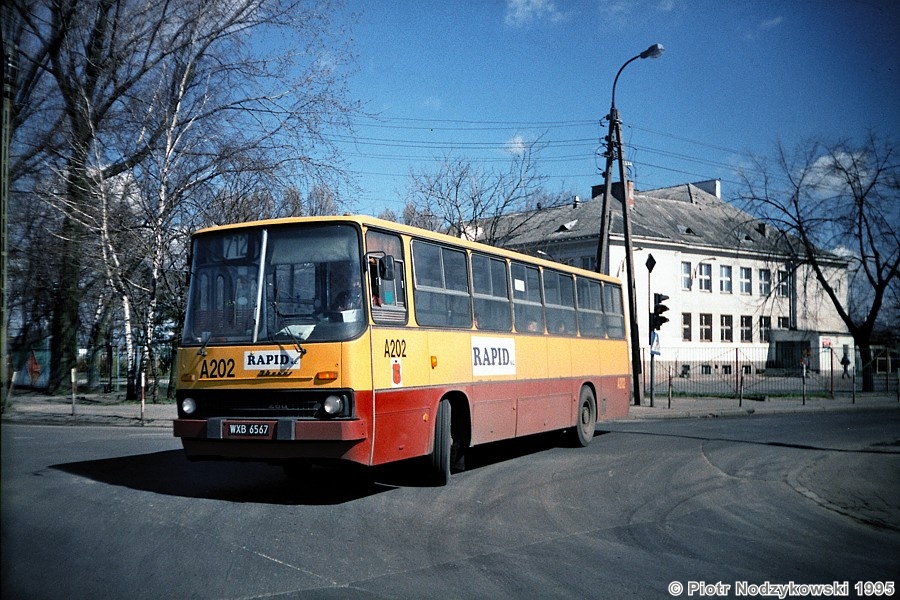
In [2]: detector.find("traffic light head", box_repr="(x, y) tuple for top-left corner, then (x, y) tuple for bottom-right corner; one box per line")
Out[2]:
(651, 293), (670, 331)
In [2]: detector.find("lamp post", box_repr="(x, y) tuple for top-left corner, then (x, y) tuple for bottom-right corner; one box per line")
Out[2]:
(595, 43), (663, 407)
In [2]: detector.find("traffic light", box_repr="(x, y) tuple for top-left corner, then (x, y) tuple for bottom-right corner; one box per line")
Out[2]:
(650, 293), (670, 331)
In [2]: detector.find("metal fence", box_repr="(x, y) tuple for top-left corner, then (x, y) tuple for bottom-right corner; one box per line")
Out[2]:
(8, 343), (174, 399)
(644, 345), (899, 399)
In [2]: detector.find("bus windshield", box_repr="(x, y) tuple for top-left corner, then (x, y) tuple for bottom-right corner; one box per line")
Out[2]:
(181, 223), (365, 345)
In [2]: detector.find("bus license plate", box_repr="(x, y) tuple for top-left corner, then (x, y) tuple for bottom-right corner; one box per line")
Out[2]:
(223, 420), (276, 440)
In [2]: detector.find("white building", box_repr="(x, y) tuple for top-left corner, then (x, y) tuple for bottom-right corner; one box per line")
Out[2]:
(492, 180), (854, 379)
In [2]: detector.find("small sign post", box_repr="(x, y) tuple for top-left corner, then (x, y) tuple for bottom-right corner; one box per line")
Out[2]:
(649, 332), (661, 407)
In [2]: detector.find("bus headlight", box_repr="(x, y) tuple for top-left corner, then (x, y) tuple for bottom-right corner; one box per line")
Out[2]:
(181, 397), (197, 415)
(323, 395), (343, 416)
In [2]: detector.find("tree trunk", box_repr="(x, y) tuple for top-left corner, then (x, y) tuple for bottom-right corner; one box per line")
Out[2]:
(858, 345), (876, 393)
(48, 217), (82, 394)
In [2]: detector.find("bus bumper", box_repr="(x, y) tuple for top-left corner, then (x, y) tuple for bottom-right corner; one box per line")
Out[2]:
(174, 418), (368, 441)
(174, 418), (370, 463)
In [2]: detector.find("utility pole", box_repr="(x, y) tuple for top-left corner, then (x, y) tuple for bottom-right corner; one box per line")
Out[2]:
(595, 43), (664, 407)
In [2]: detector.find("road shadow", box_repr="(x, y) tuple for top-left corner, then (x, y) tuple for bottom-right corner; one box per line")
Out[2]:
(52, 451), (394, 505)
(51, 429), (603, 504)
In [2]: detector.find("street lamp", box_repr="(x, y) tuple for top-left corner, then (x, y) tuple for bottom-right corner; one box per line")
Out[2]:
(595, 43), (664, 407)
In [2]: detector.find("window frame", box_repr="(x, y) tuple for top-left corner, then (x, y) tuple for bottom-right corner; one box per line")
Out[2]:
(759, 268), (772, 296)
(740, 315), (753, 343)
(720, 314), (733, 342)
(681, 261), (692, 291)
(719, 265), (733, 294)
(739, 267), (752, 295)
(699, 313), (713, 342)
(698, 263), (712, 292)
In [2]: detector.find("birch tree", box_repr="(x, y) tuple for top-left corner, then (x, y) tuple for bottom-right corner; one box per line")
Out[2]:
(8, 0), (358, 393)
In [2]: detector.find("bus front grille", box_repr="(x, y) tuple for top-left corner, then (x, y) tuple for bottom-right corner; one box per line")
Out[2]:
(176, 389), (354, 420)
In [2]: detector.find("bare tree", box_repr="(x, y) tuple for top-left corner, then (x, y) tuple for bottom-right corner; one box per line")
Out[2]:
(404, 139), (557, 245)
(305, 183), (341, 216)
(8, 0), (358, 393)
(376, 207), (398, 222)
(738, 134), (900, 391)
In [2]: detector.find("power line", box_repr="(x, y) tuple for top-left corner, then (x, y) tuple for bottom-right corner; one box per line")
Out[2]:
(355, 115), (754, 158)
(357, 115), (597, 130)
(336, 115), (763, 191)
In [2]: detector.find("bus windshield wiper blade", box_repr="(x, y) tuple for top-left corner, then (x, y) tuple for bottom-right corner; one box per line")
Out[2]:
(272, 300), (309, 357)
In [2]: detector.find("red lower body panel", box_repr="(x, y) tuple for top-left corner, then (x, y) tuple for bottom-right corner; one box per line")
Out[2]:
(174, 374), (629, 467)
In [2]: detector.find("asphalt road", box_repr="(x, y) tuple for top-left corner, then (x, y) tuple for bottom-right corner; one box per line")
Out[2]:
(2, 410), (898, 599)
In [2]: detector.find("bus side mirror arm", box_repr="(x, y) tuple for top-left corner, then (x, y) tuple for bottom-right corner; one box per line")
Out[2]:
(380, 255), (395, 281)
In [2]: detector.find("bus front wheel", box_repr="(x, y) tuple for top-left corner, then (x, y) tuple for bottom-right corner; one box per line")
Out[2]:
(429, 399), (452, 485)
(569, 386), (597, 447)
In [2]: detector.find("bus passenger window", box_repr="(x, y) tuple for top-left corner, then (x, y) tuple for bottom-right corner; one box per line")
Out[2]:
(472, 253), (511, 332)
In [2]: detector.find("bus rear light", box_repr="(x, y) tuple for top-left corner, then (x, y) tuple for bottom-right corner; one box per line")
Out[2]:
(181, 397), (197, 415)
(316, 371), (338, 382)
(431, 356), (438, 369)
(323, 395), (344, 415)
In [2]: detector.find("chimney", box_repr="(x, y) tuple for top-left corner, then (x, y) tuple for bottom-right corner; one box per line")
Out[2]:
(756, 222), (767, 237)
(692, 179), (722, 198)
(611, 181), (635, 207)
(572, 195), (582, 208)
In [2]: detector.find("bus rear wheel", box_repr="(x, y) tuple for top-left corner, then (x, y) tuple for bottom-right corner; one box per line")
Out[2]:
(569, 386), (597, 447)
(429, 399), (452, 485)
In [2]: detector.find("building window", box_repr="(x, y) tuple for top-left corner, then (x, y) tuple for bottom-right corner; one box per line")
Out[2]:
(682, 312), (692, 341)
(698, 263), (712, 292)
(720, 314), (733, 342)
(760, 316), (771, 342)
(740, 315), (753, 342)
(777, 269), (790, 297)
(739, 267), (752, 295)
(580, 256), (596, 271)
(699, 313), (713, 341)
(719, 265), (732, 294)
(778, 316), (790, 329)
(722, 364), (732, 375)
(701, 364), (712, 375)
(681, 261), (692, 291)
(759, 268), (771, 296)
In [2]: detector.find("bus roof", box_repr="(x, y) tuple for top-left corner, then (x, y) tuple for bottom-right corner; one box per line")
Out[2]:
(193, 215), (621, 284)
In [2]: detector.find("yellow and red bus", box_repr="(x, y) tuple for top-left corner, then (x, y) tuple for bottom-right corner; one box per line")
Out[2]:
(173, 215), (630, 484)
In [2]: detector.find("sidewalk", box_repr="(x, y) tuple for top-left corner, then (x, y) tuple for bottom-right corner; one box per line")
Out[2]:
(629, 392), (900, 419)
(3, 389), (898, 427)
(1, 391), (176, 427)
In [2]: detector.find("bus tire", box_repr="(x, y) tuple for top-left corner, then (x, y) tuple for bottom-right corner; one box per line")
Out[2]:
(569, 386), (597, 447)
(429, 399), (452, 485)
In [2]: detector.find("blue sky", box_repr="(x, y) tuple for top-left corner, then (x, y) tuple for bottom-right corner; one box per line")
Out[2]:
(336, 0), (900, 216)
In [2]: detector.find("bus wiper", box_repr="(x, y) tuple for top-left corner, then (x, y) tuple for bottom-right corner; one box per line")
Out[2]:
(197, 331), (211, 356)
(272, 300), (309, 358)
